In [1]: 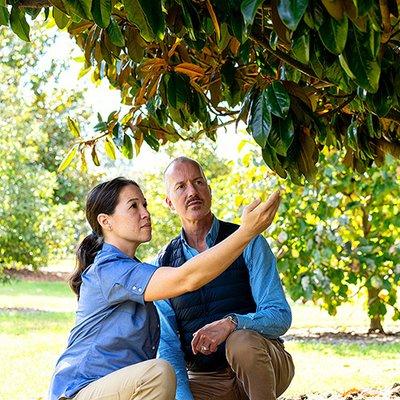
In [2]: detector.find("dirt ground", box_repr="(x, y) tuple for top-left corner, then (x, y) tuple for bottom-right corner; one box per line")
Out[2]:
(283, 383), (400, 400)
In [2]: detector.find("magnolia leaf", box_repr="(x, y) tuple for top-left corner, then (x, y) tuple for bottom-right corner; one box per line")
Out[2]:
(266, 81), (291, 118)
(106, 16), (125, 47)
(277, 0), (309, 31)
(67, 117), (81, 137)
(123, 0), (165, 42)
(268, 115), (295, 156)
(0, 5), (9, 26)
(297, 132), (318, 181)
(62, 0), (92, 20)
(241, 0), (263, 27)
(342, 23), (380, 93)
(121, 134), (134, 159)
(317, 13), (348, 55)
(91, 146), (100, 166)
(10, 6), (30, 42)
(53, 7), (69, 29)
(104, 137), (117, 160)
(249, 90), (272, 148)
(91, 0), (111, 28)
(321, 0), (344, 20)
(291, 33), (309, 63)
(57, 144), (78, 172)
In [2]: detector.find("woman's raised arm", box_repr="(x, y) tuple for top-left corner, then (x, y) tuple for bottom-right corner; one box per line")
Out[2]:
(144, 191), (281, 302)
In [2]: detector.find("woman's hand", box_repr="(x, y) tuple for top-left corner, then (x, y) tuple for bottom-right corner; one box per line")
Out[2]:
(239, 191), (281, 239)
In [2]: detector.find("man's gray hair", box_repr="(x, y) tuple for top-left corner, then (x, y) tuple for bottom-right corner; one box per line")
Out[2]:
(163, 157), (207, 191)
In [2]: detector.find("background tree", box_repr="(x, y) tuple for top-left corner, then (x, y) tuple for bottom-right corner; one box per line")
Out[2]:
(0, 27), (98, 274)
(1, 0), (399, 181)
(209, 145), (400, 333)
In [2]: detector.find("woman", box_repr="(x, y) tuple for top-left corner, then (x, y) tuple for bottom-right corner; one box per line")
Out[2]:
(49, 177), (280, 400)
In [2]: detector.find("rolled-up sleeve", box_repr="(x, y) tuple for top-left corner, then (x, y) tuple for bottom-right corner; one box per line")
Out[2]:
(97, 257), (158, 305)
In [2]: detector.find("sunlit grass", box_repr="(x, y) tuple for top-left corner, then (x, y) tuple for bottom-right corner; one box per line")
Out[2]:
(1, 279), (399, 399)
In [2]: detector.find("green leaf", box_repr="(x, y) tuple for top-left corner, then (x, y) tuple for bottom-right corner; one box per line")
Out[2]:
(62, 0), (92, 20)
(0, 6), (9, 26)
(126, 26), (145, 62)
(106, 17), (125, 47)
(346, 120), (358, 150)
(104, 137), (117, 160)
(241, 0), (263, 27)
(291, 33), (309, 64)
(166, 73), (189, 109)
(342, 23), (381, 93)
(266, 81), (291, 118)
(122, 0), (165, 42)
(0, 0), (5, 6)
(121, 134), (133, 159)
(57, 145), (78, 172)
(268, 115), (295, 156)
(10, 6), (30, 42)
(262, 143), (287, 178)
(53, 7), (69, 29)
(277, 0), (309, 30)
(91, 0), (111, 28)
(144, 133), (160, 151)
(249, 90), (272, 147)
(67, 117), (81, 137)
(317, 14), (348, 55)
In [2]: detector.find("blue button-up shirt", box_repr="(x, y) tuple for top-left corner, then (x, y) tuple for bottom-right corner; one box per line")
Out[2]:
(49, 243), (159, 400)
(155, 218), (292, 400)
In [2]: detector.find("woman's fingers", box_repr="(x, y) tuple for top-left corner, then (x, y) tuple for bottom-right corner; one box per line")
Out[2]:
(243, 198), (262, 215)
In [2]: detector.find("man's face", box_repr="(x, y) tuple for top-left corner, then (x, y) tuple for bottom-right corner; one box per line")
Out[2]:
(165, 161), (212, 222)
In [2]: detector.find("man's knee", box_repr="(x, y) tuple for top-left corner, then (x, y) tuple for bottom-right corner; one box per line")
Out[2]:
(226, 329), (267, 367)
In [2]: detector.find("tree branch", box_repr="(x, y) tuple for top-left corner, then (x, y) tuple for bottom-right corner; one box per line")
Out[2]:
(15, 0), (51, 7)
(250, 33), (332, 85)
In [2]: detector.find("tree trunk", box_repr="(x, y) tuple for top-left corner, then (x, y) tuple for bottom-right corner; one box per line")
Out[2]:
(367, 287), (385, 334)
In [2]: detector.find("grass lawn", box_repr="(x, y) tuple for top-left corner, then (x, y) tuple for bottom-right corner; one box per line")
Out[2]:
(1, 279), (399, 400)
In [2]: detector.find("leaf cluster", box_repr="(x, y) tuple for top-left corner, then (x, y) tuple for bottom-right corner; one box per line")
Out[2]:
(2, 0), (400, 180)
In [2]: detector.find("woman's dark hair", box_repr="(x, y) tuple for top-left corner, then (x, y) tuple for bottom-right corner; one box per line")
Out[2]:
(69, 177), (139, 297)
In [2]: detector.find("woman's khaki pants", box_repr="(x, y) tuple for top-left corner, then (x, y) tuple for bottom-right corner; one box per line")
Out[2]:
(72, 359), (176, 400)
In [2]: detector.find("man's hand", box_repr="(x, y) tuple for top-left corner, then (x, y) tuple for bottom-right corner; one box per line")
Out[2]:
(191, 317), (236, 355)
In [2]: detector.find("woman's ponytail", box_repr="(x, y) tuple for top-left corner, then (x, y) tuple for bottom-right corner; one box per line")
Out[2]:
(69, 233), (103, 297)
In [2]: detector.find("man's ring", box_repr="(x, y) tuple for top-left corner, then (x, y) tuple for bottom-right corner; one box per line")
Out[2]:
(201, 345), (208, 351)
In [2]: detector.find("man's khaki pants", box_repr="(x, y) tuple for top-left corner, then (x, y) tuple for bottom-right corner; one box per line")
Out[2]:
(188, 330), (294, 400)
(71, 359), (176, 400)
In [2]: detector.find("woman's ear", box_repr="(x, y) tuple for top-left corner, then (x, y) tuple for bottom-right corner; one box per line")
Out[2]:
(97, 213), (112, 231)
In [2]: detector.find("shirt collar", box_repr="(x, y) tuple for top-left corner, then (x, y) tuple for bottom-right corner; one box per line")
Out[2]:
(180, 215), (220, 250)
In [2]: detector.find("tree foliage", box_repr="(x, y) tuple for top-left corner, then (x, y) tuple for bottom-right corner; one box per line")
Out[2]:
(210, 146), (400, 333)
(0, 27), (98, 272)
(1, 0), (400, 181)
(138, 138), (399, 332)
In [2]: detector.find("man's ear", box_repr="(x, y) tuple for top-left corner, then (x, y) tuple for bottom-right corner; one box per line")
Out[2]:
(165, 197), (175, 211)
(97, 213), (112, 231)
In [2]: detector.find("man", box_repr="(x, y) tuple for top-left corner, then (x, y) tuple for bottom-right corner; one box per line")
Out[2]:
(155, 157), (294, 400)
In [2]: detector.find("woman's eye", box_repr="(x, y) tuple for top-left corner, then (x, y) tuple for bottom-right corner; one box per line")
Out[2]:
(130, 203), (137, 209)
(143, 202), (148, 208)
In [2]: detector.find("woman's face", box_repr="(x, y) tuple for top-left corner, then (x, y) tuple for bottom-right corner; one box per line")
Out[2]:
(105, 184), (152, 247)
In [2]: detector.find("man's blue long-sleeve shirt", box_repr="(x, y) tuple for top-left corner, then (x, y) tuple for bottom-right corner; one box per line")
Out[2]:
(155, 218), (292, 400)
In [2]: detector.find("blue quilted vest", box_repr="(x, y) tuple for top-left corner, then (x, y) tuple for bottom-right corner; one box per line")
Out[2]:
(157, 220), (256, 372)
